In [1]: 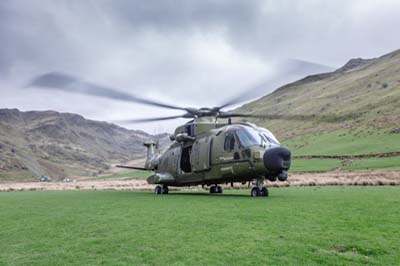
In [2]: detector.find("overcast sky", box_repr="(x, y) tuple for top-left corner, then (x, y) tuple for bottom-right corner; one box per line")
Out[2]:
(1, 0), (400, 133)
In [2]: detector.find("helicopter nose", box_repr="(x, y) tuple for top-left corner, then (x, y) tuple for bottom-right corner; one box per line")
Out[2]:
(263, 146), (291, 172)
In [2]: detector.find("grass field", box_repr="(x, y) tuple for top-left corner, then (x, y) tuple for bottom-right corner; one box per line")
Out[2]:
(282, 128), (400, 156)
(277, 128), (400, 172)
(0, 187), (399, 266)
(290, 157), (400, 173)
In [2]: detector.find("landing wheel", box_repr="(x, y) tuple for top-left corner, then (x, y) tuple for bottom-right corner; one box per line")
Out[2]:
(261, 187), (269, 197)
(154, 185), (162, 195)
(161, 185), (169, 194)
(210, 186), (216, 194)
(251, 187), (268, 197)
(210, 185), (223, 194)
(251, 187), (260, 197)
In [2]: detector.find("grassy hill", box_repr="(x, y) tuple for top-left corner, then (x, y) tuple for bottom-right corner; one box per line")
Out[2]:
(0, 109), (168, 181)
(237, 49), (400, 172)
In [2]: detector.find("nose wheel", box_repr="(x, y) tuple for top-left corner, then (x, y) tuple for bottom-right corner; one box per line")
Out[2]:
(154, 185), (169, 195)
(210, 185), (223, 194)
(251, 187), (268, 197)
(251, 178), (268, 197)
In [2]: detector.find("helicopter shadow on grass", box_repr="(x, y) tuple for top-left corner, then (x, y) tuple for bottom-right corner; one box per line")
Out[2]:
(161, 191), (265, 198)
(162, 188), (289, 199)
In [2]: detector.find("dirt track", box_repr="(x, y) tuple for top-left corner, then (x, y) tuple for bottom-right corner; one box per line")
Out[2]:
(1, 170), (399, 192)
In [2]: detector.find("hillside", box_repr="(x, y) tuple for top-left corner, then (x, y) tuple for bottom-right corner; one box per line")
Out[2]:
(237, 49), (400, 171)
(236, 59), (334, 101)
(0, 109), (167, 181)
(239, 49), (400, 135)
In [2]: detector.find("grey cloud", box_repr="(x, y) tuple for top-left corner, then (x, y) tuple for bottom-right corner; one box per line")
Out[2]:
(1, 0), (400, 132)
(106, 0), (259, 30)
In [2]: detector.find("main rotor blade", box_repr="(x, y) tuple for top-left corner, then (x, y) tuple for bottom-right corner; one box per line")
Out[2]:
(116, 165), (149, 171)
(116, 115), (187, 123)
(217, 81), (270, 110)
(220, 112), (343, 122)
(28, 72), (188, 111)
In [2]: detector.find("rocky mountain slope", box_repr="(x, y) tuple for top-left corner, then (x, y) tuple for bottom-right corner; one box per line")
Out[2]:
(237, 49), (400, 140)
(0, 109), (167, 181)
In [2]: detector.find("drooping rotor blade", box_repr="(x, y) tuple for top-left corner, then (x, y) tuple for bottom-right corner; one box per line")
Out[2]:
(116, 165), (150, 171)
(27, 72), (188, 111)
(219, 112), (343, 122)
(218, 112), (301, 120)
(219, 113), (307, 119)
(116, 115), (188, 123)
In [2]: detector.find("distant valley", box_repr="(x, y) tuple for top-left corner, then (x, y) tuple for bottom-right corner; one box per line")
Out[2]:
(0, 109), (168, 181)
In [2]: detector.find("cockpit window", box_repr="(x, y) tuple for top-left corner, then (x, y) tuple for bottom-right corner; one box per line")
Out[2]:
(259, 129), (280, 145)
(224, 132), (236, 152)
(235, 128), (262, 148)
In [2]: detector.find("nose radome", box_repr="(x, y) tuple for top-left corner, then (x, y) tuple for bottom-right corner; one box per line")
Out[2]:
(263, 146), (291, 172)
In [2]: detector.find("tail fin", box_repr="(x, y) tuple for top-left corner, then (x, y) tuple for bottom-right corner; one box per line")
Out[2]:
(144, 141), (157, 169)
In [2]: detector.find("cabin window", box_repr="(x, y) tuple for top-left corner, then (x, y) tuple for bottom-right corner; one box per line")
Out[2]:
(180, 146), (192, 173)
(224, 133), (236, 152)
(185, 124), (195, 137)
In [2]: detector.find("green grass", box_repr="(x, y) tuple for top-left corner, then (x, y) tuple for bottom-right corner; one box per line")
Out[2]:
(282, 128), (400, 156)
(280, 128), (400, 172)
(290, 158), (341, 172)
(343, 157), (400, 171)
(93, 170), (151, 180)
(290, 157), (400, 173)
(0, 187), (399, 266)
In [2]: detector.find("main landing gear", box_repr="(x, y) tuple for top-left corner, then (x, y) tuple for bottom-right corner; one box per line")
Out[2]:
(154, 185), (169, 195)
(251, 179), (269, 197)
(209, 185), (223, 194)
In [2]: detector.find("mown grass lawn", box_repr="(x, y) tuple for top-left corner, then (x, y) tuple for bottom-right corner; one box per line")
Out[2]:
(0, 187), (399, 266)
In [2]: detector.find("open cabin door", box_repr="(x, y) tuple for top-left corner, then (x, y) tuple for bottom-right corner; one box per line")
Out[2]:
(190, 136), (211, 172)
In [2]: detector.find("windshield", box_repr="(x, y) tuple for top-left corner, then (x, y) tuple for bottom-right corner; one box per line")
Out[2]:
(259, 129), (280, 145)
(235, 128), (263, 148)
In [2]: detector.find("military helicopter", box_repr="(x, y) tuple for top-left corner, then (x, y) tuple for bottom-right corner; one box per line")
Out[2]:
(29, 72), (316, 197)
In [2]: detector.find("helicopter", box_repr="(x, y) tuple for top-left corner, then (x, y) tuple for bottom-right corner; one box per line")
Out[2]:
(29, 72), (319, 197)
(119, 118), (291, 197)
